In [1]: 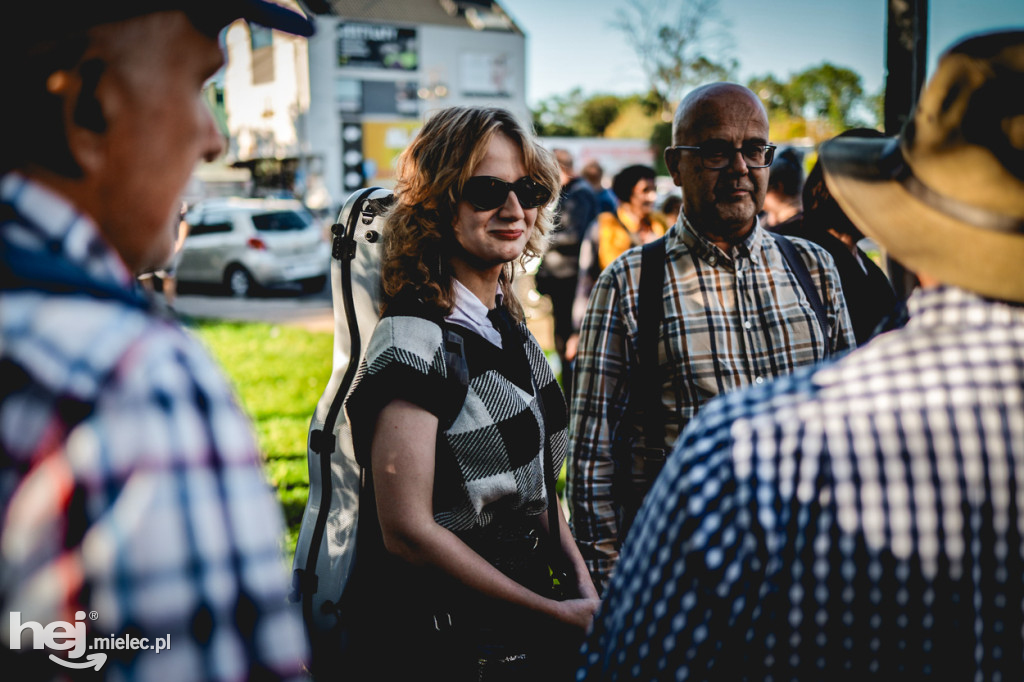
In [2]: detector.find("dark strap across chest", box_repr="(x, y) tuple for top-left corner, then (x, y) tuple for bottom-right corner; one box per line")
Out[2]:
(611, 238), (668, 539)
(615, 233), (829, 533)
(770, 232), (830, 357)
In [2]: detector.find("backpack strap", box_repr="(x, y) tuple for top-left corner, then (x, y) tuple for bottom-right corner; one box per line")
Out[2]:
(491, 312), (573, 596)
(441, 325), (470, 416)
(612, 237), (668, 539)
(299, 188), (378, 619)
(770, 232), (830, 358)
(638, 237), (667, 454)
(533, 356), (573, 594)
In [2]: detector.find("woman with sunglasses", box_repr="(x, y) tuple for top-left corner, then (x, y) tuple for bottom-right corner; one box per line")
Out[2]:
(344, 106), (599, 680)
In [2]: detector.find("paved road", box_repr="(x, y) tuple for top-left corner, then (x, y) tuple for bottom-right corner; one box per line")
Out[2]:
(172, 283), (335, 333)
(171, 275), (556, 346)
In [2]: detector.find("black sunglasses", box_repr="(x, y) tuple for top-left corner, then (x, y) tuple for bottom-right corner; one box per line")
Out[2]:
(461, 176), (552, 211)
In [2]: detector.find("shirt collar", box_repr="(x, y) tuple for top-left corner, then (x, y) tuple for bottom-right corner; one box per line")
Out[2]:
(673, 212), (766, 271)
(1, 172), (134, 289)
(906, 284), (1024, 328)
(448, 278), (504, 347)
(452, 277), (503, 311)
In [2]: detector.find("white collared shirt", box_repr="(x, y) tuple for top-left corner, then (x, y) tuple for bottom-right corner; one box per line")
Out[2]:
(447, 278), (503, 347)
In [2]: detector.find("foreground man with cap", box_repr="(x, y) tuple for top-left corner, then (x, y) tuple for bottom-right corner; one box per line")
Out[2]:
(0, 2), (313, 679)
(578, 29), (1024, 680)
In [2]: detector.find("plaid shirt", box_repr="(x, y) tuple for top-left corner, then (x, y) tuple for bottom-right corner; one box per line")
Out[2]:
(568, 216), (854, 593)
(0, 174), (308, 680)
(580, 285), (1024, 680)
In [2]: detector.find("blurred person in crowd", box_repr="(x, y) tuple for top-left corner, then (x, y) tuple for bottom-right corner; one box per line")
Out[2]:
(534, 148), (598, 392)
(761, 146), (804, 229)
(569, 83), (854, 594)
(660, 193), (682, 225)
(581, 159), (618, 215)
(342, 106), (599, 681)
(594, 164), (668, 272)
(579, 30), (1024, 680)
(775, 129), (899, 344)
(0, 2), (313, 679)
(138, 201), (190, 307)
(569, 165), (670, 359)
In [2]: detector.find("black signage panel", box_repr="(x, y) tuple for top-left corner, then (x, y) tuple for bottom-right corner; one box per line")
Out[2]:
(337, 23), (418, 71)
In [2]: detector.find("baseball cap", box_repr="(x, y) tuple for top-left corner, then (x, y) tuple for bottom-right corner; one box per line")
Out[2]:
(7, 0), (314, 45)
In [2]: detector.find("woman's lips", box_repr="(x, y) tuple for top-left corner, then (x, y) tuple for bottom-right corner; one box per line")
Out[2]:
(490, 229), (523, 240)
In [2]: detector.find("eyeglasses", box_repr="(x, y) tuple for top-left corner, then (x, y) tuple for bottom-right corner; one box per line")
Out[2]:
(461, 176), (552, 211)
(670, 142), (777, 170)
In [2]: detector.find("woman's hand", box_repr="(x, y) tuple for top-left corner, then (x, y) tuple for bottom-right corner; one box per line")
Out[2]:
(551, 597), (602, 632)
(373, 399), (599, 630)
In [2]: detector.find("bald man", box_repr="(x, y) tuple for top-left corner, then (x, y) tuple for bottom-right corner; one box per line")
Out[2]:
(568, 83), (854, 594)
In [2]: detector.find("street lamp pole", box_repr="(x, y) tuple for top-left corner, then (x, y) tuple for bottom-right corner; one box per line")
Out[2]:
(884, 0), (928, 300)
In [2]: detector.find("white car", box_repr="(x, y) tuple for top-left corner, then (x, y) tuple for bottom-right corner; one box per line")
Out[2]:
(178, 197), (331, 297)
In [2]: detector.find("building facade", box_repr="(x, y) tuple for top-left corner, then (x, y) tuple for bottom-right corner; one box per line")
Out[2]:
(222, 0), (528, 213)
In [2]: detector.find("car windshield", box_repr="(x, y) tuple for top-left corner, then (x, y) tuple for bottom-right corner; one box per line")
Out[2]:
(251, 210), (312, 232)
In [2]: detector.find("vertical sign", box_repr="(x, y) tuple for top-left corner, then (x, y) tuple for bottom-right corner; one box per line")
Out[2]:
(342, 123), (364, 192)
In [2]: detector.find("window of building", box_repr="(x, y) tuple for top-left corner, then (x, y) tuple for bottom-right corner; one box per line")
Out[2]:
(251, 25), (274, 84)
(362, 80), (397, 114)
(460, 52), (512, 97)
(395, 81), (420, 115)
(336, 78), (362, 112)
(250, 25), (273, 51)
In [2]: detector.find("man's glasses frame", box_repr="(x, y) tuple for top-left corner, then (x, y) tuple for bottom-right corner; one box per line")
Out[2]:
(669, 142), (777, 170)
(461, 175), (552, 212)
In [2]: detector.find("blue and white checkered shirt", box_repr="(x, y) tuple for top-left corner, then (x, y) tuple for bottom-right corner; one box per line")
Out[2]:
(579, 284), (1024, 680)
(0, 173), (308, 679)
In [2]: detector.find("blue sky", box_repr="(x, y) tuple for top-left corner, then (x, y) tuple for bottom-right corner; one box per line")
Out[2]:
(500, 0), (1023, 106)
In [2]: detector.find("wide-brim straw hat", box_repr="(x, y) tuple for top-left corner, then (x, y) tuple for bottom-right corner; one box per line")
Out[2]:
(820, 30), (1024, 302)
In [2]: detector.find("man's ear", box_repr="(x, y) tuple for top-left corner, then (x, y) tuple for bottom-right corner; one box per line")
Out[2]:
(664, 148), (682, 186)
(73, 60), (108, 134)
(54, 58), (109, 175)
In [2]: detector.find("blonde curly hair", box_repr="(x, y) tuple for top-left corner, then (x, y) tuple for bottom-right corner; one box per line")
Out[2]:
(380, 106), (559, 321)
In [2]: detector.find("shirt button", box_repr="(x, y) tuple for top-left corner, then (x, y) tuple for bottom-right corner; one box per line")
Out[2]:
(755, 376), (764, 385)
(743, 319), (752, 329)
(708, 255), (717, 266)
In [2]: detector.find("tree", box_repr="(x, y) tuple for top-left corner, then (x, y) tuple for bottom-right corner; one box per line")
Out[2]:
(532, 88), (587, 137)
(789, 63), (866, 131)
(578, 95), (625, 137)
(649, 121), (673, 175)
(612, 0), (735, 118)
(604, 98), (657, 140)
(867, 88), (885, 131)
(531, 90), (630, 137)
(748, 63), (876, 141)
(747, 74), (794, 118)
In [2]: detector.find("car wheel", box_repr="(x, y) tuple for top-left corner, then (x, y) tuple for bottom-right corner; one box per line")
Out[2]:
(300, 275), (327, 294)
(225, 266), (255, 298)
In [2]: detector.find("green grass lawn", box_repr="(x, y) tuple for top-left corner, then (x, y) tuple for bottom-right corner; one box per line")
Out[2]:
(192, 320), (332, 561)
(191, 317), (567, 566)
